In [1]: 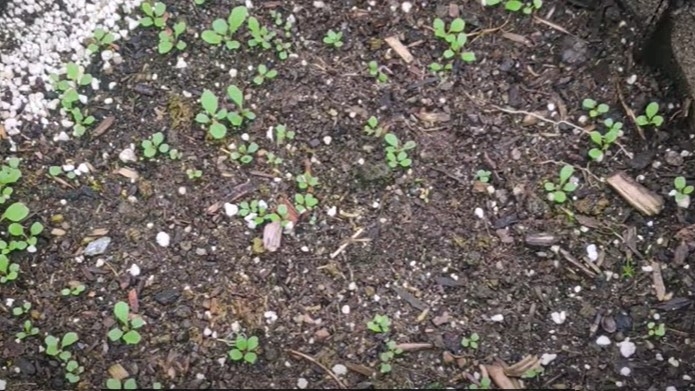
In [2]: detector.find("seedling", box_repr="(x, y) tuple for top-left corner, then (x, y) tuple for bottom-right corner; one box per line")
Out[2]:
(364, 116), (385, 137)
(186, 168), (202, 180)
(107, 301), (145, 345)
(61, 282), (86, 296)
(468, 377), (492, 390)
(379, 340), (402, 373)
(588, 118), (622, 162)
(428, 62), (452, 73)
(543, 165), (577, 204)
(253, 64), (278, 85)
(294, 193), (319, 214)
(229, 142), (259, 164)
(158, 21), (187, 54)
(196, 86), (255, 138)
(12, 301), (31, 316)
(432, 18), (475, 62)
(65, 359), (85, 383)
(636, 102), (664, 127)
(228, 335), (259, 364)
(141, 132), (171, 159)
(647, 322), (666, 338)
(368, 61), (388, 83)
(45, 332), (78, 362)
(582, 99), (609, 118)
(274, 124), (295, 146)
(266, 152), (283, 166)
(0, 157), (21, 204)
(50, 62), (92, 110)
(274, 38), (291, 60)
(87, 28), (116, 53)
(247, 17), (275, 50)
(106, 378), (138, 390)
(486, 0), (542, 14)
(461, 332), (479, 349)
(621, 258), (635, 279)
(265, 204), (290, 226)
(384, 133), (416, 169)
(367, 314), (391, 334)
(201, 6), (248, 50)
(16, 319), (39, 340)
(140, 1), (167, 28)
(323, 29), (343, 48)
(194, 0), (206, 4)
(296, 172), (319, 190)
(672, 176), (693, 208)
(475, 170), (491, 183)
(238, 200), (269, 227)
(70, 107), (95, 137)
(0, 255), (20, 283)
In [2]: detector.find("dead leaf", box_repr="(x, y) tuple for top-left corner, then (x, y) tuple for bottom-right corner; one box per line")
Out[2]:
(575, 214), (602, 229)
(501, 31), (533, 47)
(395, 342), (433, 352)
(673, 241), (689, 265)
(0, 123), (6, 139)
(128, 289), (139, 313)
(51, 228), (66, 236)
(263, 221), (282, 252)
(115, 167), (139, 180)
(345, 362), (375, 377)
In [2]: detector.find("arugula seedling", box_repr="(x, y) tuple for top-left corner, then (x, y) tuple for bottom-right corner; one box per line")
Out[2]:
(368, 61), (388, 83)
(201, 6), (248, 50)
(367, 314), (391, 333)
(186, 168), (202, 180)
(461, 333), (480, 349)
(486, 0), (542, 14)
(294, 193), (319, 214)
(247, 16), (275, 50)
(229, 142), (259, 164)
(323, 29), (343, 48)
(379, 340), (402, 374)
(107, 301), (145, 345)
(70, 107), (95, 137)
(88, 28), (115, 53)
(158, 21), (187, 54)
(228, 335), (259, 364)
(364, 116), (385, 137)
(672, 176), (693, 207)
(141, 132), (170, 159)
(45, 332), (78, 362)
(274, 124), (295, 146)
(296, 172), (318, 190)
(588, 118), (622, 162)
(253, 64), (278, 85)
(384, 133), (416, 168)
(475, 169), (492, 183)
(16, 319), (39, 340)
(582, 98), (609, 118)
(543, 165), (577, 203)
(432, 18), (475, 62)
(140, 1), (167, 28)
(636, 102), (664, 127)
(106, 378), (138, 390)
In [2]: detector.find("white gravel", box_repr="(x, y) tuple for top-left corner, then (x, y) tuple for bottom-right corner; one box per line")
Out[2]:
(0, 0), (143, 137)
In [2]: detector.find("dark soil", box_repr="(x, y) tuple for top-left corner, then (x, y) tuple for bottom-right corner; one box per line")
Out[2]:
(2, 0), (695, 390)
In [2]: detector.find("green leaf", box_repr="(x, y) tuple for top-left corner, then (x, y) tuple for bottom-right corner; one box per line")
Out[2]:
(140, 17), (154, 27)
(582, 98), (596, 110)
(62, 332), (78, 348)
(450, 18), (465, 33)
(141, 2), (152, 15)
(3, 202), (28, 222)
(636, 115), (648, 126)
(675, 176), (686, 190)
(66, 63), (79, 80)
(247, 336), (259, 350)
(589, 131), (603, 146)
(645, 102), (659, 118)
(402, 140), (416, 150)
(544, 182), (555, 191)
(228, 6), (249, 33)
(124, 379), (137, 390)
(152, 132), (165, 145)
(114, 301), (129, 324)
(597, 103), (609, 114)
(652, 115), (664, 127)
(226, 40), (241, 50)
(201, 90), (218, 114)
(8, 223), (23, 236)
(563, 182), (577, 192)
(106, 378), (121, 389)
(432, 18), (445, 36)
(176, 41), (187, 50)
(227, 85), (243, 107)
(505, 0), (523, 11)
(266, 69), (278, 79)
(174, 21), (186, 36)
(461, 51), (476, 62)
(158, 39), (173, 54)
(123, 330), (141, 344)
(684, 185), (694, 195)
(244, 352), (257, 364)
(195, 113), (210, 123)
(201, 30), (222, 44)
(209, 122), (227, 139)
(247, 142), (259, 153)
(131, 316), (145, 329)
(212, 18), (228, 35)
(229, 349), (243, 361)
(384, 133), (398, 147)
(588, 148), (603, 161)
(559, 165), (574, 183)
(153, 2), (166, 15)
(553, 191), (566, 203)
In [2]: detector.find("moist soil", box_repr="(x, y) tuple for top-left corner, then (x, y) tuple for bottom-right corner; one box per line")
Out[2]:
(2, 0), (695, 390)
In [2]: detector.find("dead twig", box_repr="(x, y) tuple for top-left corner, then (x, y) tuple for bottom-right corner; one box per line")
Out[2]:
(330, 228), (369, 259)
(533, 14), (575, 36)
(559, 248), (597, 278)
(616, 82), (645, 140)
(287, 349), (347, 389)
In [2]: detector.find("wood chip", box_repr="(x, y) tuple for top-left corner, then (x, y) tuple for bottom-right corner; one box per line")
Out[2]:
(575, 214), (602, 229)
(415, 110), (450, 124)
(484, 364), (519, 389)
(384, 36), (414, 63)
(91, 116), (115, 138)
(651, 260), (667, 301)
(395, 342), (433, 352)
(115, 167), (139, 180)
(606, 171), (664, 216)
(88, 228), (109, 237)
(344, 362), (375, 377)
(128, 288), (139, 313)
(501, 31), (533, 47)
(262, 221), (282, 252)
(108, 363), (129, 380)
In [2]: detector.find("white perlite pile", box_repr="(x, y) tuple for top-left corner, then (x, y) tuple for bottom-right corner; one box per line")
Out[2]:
(0, 0), (143, 136)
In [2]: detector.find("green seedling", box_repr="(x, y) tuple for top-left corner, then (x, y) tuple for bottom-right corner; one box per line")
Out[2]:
(16, 319), (39, 340)
(636, 102), (664, 127)
(647, 322), (666, 338)
(107, 301), (145, 345)
(486, 0), (542, 14)
(106, 378), (138, 390)
(158, 21), (187, 54)
(140, 1), (167, 28)
(65, 359), (85, 384)
(228, 335), (259, 364)
(461, 332), (480, 350)
(50, 62), (92, 110)
(274, 124), (295, 146)
(0, 254), (20, 283)
(379, 340), (402, 374)
(588, 118), (622, 162)
(45, 332), (78, 362)
(12, 301), (31, 316)
(294, 193), (319, 214)
(384, 133), (416, 169)
(468, 377), (492, 390)
(186, 168), (202, 180)
(49, 166), (76, 179)
(247, 16), (275, 50)
(323, 29), (343, 48)
(266, 152), (283, 166)
(201, 6), (248, 50)
(367, 314), (391, 334)
(197, 86), (256, 139)
(238, 200), (269, 227)
(432, 18), (475, 62)
(61, 283), (86, 296)
(368, 61), (388, 83)
(521, 367), (544, 378)
(70, 107), (95, 137)
(582, 99), (609, 118)
(543, 165), (577, 204)
(253, 64), (278, 85)
(87, 28), (116, 53)
(0, 157), (21, 204)
(229, 142), (259, 164)
(194, 0), (206, 4)
(265, 204), (290, 226)
(364, 116), (385, 137)
(475, 169), (492, 183)
(428, 62), (452, 73)
(274, 38), (291, 60)
(621, 258), (635, 279)
(296, 172), (319, 190)
(672, 176), (693, 206)
(141, 132), (171, 159)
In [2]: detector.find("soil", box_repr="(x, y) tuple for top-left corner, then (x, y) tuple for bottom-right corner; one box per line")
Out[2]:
(2, 0), (695, 390)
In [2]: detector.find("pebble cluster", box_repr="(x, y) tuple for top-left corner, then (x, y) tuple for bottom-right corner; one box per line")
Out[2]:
(0, 0), (142, 136)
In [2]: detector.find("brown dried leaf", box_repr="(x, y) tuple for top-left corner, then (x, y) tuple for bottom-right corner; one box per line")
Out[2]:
(575, 214), (602, 229)
(485, 364), (519, 389)
(432, 312), (451, 326)
(345, 362), (375, 377)
(501, 31), (532, 47)
(416, 110), (451, 124)
(263, 221), (282, 252)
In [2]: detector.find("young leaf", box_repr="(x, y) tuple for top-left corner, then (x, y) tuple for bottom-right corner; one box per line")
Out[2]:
(62, 332), (78, 348)
(201, 90), (218, 114)
(8, 223), (23, 236)
(229, 349), (243, 360)
(3, 202), (29, 222)
(582, 98), (596, 110)
(114, 301), (129, 325)
(449, 18), (465, 33)
(201, 30), (222, 44)
(123, 330), (141, 344)
(209, 122), (227, 139)
(505, 0), (523, 11)
(228, 6), (249, 33)
(645, 102), (659, 119)
(636, 115), (648, 126)
(559, 165), (574, 183)
(588, 148), (603, 161)
(247, 336), (259, 350)
(244, 352), (257, 364)
(384, 133), (398, 147)
(227, 85), (243, 107)
(652, 115), (664, 127)
(553, 191), (566, 203)
(675, 176), (686, 190)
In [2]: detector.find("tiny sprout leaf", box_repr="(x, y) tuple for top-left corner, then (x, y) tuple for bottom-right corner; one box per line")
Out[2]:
(450, 18), (465, 33)
(675, 176), (686, 190)
(582, 98), (596, 109)
(201, 90), (218, 114)
(3, 202), (29, 222)
(114, 301), (129, 325)
(645, 102), (659, 118)
(384, 133), (398, 147)
(62, 332), (78, 348)
(201, 30), (222, 44)
(505, 0), (523, 11)
(229, 349), (243, 361)
(652, 115), (664, 127)
(553, 191), (566, 203)
(636, 115), (648, 126)
(247, 336), (259, 350)
(559, 165), (574, 182)
(123, 330), (141, 344)
(227, 85), (243, 107)
(245, 352), (258, 364)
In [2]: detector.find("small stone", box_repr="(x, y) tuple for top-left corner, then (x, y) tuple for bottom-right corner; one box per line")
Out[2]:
(224, 203), (239, 217)
(540, 353), (557, 365)
(551, 311), (567, 325)
(586, 244), (598, 261)
(315, 328), (330, 340)
(620, 367), (631, 376)
(332, 364), (347, 376)
(119, 148), (137, 163)
(154, 289), (180, 305)
(156, 232), (170, 247)
(127, 264), (141, 277)
(297, 378), (308, 389)
(490, 314), (504, 322)
(341, 305), (350, 315)
(596, 335), (611, 346)
(84, 237), (112, 256)
(401, 1), (412, 12)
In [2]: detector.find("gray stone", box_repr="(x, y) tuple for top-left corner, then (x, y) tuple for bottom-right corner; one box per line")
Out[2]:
(84, 237), (111, 256)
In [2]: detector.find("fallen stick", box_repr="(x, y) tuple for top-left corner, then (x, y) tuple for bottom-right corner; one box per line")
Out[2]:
(287, 349), (347, 389)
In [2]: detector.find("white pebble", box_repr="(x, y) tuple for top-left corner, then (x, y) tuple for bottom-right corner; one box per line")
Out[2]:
(490, 314), (504, 322)
(175, 57), (187, 69)
(620, 367), (631, 376)
(331, 364), (347, 376)
(178, 187), (186, 195)
(551, 311), (566, 325)
(264, 311), (278, 323)
(626, 74), (637, 85)
(618, 339), (636, 358)
(341, 305), (350, 315)
(540, 353), (557, 365)
(119, 148), (137, 163)
(327, 206), (337, 217)
(586, 244), (598, 261)
(297, 378), (308, 389)
(127, 263), (140, 277)
(596, 335), (611, 346)
(401, 1), (412, 12)
(323, 136), (332, 145)
(474, 207), (484, 219)
(668, 357), (680, 367)
(224, 203), (239, 217)
(156, 231), (171, 247)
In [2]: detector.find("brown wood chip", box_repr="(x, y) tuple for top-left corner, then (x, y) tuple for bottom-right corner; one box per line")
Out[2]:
(384, 36), (414, 63)
(651, 260), (667, 301)
(606, 171), (664, 216)
(91, 116), (115, 138)
(501, 31), (533, 47)
(115, 167), (139, 180)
